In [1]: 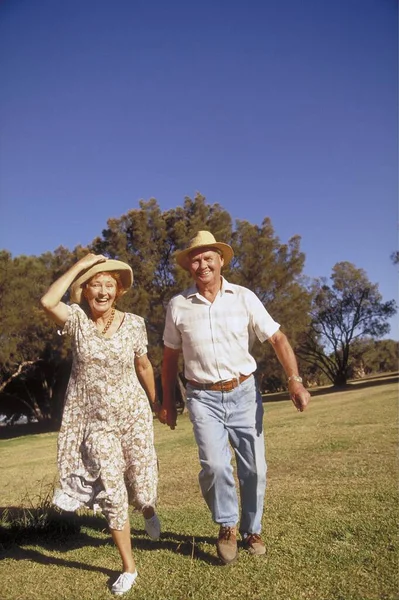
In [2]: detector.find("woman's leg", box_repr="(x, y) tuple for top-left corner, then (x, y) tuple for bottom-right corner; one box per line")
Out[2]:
(122, 410), (160, 540)
(86, 433), (136, 570)
(110, 519), (136, 573)
(122, 407), (158, 511)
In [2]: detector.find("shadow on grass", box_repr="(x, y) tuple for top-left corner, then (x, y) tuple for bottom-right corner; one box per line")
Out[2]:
(130, 527), (220, 565)
(0, 506), (221, 573)
(0, 420), (58, 441)
(262, 372), (398, 403)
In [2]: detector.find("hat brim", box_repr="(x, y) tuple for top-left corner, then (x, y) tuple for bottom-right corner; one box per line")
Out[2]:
(70, 260), (133, 304)
(175, 243), (234, 270)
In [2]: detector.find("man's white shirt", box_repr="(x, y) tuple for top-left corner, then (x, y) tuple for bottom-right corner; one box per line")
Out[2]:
(163, 277), (280, 383)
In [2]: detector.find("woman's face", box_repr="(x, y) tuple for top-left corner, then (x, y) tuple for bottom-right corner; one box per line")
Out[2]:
(83, 273), (118, 315)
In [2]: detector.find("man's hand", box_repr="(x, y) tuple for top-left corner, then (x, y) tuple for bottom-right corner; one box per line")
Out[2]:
(158, 404), (178, 430)
(268, 330), (311, 413)
(289, 380), (311, 412)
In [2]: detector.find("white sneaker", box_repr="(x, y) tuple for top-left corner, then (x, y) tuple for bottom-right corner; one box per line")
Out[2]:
(144, 513), (161, 540)
(111, 571), (137, 595)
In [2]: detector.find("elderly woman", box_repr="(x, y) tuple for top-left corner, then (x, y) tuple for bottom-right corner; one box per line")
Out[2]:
(41, 253), (161, 596)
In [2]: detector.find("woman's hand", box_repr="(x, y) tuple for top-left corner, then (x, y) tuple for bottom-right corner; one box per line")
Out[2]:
(40, 253), (109, 325)
(151, 401), (163, 419)
(75, 253), (108, 271)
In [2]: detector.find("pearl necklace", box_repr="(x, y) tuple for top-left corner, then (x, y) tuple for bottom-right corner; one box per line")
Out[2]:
(101, 307), (116, 335)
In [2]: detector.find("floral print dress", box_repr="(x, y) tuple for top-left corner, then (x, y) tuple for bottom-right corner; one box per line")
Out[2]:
(52, 304), (158, 530)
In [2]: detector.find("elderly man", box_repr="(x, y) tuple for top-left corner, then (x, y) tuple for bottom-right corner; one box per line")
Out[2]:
(160, 231), (310, 565)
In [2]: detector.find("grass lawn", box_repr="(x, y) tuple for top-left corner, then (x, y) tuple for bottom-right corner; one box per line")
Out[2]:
(0, 378), (397, 600)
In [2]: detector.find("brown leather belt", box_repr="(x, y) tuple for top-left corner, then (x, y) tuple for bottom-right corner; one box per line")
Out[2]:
(187, 373), (252, 392)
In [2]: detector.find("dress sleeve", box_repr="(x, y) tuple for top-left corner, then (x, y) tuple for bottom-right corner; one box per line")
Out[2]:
(61, 304), (82, 337)
(134, 316), (149, 358)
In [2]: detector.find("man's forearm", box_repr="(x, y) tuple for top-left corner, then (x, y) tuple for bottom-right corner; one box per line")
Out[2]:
(270, 330), (311, 412)
(269, 330), (300, 378)
(161, 347), (180, 406)
(161, 368), (178, 407)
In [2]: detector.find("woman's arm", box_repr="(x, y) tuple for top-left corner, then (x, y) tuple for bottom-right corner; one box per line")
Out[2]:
(40, 253), (107, 326)
(134, 353), (160, 412)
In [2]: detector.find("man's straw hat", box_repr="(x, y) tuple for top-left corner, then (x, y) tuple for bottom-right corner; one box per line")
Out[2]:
(70, 260), (133, 304)
(175, 231), (234, 270)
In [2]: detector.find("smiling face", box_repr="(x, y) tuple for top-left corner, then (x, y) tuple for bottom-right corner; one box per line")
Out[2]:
(187, 247), (224, 291)
(83, 272), (121, 316)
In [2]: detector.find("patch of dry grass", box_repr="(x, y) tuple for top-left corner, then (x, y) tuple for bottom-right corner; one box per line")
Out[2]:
(0, 378), (397, 599)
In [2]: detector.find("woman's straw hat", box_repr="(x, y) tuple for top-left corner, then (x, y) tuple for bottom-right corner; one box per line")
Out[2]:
(70, 260), (133, 304)
(175, 231), (234, 270)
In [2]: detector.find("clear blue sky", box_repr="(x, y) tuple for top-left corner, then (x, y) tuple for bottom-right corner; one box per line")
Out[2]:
(1, 0), (397, 336)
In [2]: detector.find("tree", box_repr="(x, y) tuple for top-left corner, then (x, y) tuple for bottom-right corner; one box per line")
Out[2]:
(0, 247), (81, 421)
(349, 338), (399, 377)
(298, 262), (397, 386)
(1, 194), (312, 417)
(228, 219), (312, 390)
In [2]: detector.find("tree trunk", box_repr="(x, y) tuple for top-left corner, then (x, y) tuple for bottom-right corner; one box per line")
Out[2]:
(333, 371), (348, 387)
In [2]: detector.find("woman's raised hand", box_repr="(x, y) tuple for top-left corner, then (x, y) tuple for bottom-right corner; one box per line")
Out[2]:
(76, 253), (108, 271)
(41, 253), (108, 323)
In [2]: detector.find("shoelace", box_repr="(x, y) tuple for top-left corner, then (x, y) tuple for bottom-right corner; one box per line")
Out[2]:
(114, 572), (135, 590)
(245, 533), (262, 545)
(220, 527), (235, 541)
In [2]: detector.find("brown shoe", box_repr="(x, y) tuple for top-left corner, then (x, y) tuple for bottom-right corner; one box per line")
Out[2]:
(243, 533), (266, 556)
(216, 526), (238, 565)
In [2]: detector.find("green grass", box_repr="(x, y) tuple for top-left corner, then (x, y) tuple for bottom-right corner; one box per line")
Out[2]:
(0, 379), (398, 600)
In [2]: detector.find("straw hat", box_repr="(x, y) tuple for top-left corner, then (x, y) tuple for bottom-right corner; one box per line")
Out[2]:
(175, 231), (234, 270)
(70, 260), (133, 304)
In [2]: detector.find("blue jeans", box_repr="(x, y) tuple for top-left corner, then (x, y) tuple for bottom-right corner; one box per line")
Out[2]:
(186, 375), (267, 535)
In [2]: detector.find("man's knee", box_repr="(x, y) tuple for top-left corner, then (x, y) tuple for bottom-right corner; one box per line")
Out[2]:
(200, 457), (229, 482)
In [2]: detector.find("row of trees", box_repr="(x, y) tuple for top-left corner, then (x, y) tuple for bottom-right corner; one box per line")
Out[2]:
(0, 195), (397, 423)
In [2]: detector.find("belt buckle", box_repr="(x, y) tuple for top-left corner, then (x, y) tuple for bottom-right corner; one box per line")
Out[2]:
(221, 378), (235, 392)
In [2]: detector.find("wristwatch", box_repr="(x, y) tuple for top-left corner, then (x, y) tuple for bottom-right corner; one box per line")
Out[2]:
(288, 375), (303, 384)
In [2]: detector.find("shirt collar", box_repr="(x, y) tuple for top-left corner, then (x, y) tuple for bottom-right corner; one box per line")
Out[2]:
(221, 277), (235, 295)
(186, 276), (235, 299)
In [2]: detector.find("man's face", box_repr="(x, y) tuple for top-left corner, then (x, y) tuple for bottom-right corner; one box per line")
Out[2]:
(187, 247), (224, 288)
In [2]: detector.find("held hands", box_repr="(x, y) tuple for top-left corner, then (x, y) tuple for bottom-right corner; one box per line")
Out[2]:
(151, 401), (163, 421)
(157, 403), (177, 430)
(288, 380), (311, 412)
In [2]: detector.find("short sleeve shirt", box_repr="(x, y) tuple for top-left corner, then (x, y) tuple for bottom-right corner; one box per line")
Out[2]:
(163, 278), (280, 383)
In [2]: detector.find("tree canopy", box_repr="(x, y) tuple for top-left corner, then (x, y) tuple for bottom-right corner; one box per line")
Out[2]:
(0, 195), (397, 421)
(298, 261), (397, 386)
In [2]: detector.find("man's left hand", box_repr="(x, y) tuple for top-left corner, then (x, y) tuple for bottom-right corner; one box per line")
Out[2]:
(289, 381), (311, 412)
